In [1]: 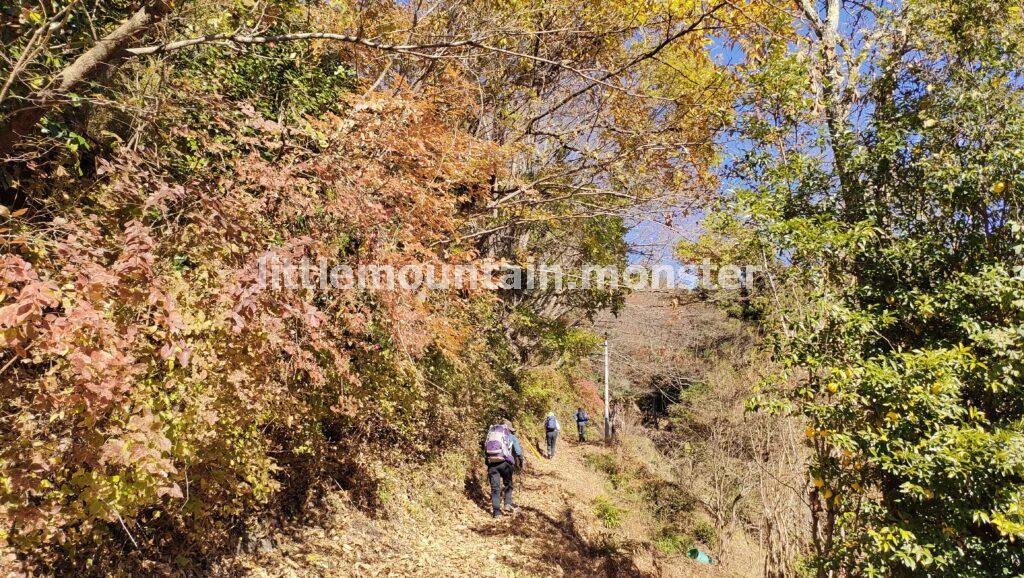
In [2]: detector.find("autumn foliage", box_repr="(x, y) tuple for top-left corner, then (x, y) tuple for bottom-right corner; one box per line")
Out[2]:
(0, 82), (519, 570)
(0, 0), (783, 572)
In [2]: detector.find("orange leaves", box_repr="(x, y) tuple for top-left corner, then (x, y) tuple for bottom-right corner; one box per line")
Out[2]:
(0, 88), (506, 561)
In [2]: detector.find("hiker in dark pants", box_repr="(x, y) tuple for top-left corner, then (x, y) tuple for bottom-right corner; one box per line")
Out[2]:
(483, 420), (524, 518)
(574, 407), (589, 442)
(544, 412), (561, 458)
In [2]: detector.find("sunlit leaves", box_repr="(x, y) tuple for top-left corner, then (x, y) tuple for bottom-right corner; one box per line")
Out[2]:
(720, 0), (1024, 573)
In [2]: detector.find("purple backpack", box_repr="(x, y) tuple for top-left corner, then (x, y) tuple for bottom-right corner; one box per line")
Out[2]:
(484, 424), (514, 464)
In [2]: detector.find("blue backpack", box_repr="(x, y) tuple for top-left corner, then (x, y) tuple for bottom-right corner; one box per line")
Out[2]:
(545, 415), (558, 432)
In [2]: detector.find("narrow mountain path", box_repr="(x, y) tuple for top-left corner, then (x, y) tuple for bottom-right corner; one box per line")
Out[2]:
(221, 438), (730, 577)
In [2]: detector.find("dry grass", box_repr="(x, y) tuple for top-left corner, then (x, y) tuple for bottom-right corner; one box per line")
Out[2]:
(592, 293), (809, 577)
(213, 439), (738, 577)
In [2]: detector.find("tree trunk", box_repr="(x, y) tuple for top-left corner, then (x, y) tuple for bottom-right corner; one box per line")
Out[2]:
(0, 0), (171, 159)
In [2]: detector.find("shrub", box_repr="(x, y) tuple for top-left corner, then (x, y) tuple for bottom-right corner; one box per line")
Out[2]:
(653, 528), (693, 555)
(691, 519), (717, 546)
(592, 495), (624, 528)
(643, 480), (698, 520)
(585, 452), (620, 476)
(0, 89), (505, 572)
(519, 366), (576, 419)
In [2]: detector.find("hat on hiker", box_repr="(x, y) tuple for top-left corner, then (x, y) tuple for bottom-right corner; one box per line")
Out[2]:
(502, 419), (516, 433)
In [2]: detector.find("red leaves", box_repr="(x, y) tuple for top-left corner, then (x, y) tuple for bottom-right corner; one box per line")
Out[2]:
(67, 344), (135, 407)
(0, 254), (38, 284)
(0, 256), (57, 330)
(112, 220), (156, 283)
(143, 182), (187, 214)
(99, 438), (128, 464)
(0, 281), (58, 329)
(76, 263), (119, 301)
(0, 91), (504, 556)
(0, 257), (59, 357)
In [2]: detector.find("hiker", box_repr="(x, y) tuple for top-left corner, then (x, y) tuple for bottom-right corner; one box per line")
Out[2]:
(573, 407), (589, 442)
(482, 420), (524, 518)
(544, 411), (561, 458)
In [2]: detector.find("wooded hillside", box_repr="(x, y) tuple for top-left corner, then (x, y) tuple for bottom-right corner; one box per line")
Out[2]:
(2, 0), (1023, 576)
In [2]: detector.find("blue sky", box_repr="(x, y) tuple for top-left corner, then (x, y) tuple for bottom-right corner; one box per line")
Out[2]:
(622, 32), (749, 267)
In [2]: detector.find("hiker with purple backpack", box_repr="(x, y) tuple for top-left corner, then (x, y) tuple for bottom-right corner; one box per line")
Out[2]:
(483, 420), (525, 518)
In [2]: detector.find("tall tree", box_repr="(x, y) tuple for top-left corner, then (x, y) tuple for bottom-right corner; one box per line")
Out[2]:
(718, 0), (1024, 574)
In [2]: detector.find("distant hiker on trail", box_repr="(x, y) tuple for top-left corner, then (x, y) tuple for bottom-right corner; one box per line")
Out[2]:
(574, 407), (589, 442)
(483, 420), (524, 518)
(544, 412), (561, 458)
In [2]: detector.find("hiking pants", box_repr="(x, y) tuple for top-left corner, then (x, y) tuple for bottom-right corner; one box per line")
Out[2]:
(546, 430), (558, 458)
(487, 461), (514, 514)
(577, 422), (587, 442)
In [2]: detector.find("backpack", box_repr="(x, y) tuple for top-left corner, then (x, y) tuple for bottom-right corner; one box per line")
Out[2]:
(545, 415), (558, 432)
(575, 409), (588, 423)
(484, 425), (514, 464)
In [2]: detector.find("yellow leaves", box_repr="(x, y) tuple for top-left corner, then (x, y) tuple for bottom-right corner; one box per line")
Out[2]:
(805, 426), (830, 439)
(21, 7), (44, 24)
(0, 329), (16, 348)
(885, 411), (900, 422)
(993, 181), (1007, 193)
(813, 477), (824, 488)
(826, 383), (839, 394)
(658, 0), (700, 18)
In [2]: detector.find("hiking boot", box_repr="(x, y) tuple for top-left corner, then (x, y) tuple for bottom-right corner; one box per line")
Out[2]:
(506, 505), (521, 516)
(492, 510), (503, 519)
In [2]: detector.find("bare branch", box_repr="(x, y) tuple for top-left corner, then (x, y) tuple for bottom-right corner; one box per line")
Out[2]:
(126, 31), (642, 96)
(523, 2), (728, 134)
(0, 0), (172, 158)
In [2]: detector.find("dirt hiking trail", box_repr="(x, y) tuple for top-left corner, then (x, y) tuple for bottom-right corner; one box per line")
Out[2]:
(220, 437), (753, 578)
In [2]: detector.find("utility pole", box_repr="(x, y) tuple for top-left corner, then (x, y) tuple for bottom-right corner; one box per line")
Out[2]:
(603, 338), (610, 440)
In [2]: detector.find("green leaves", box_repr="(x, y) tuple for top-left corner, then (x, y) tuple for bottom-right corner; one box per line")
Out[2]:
(719, 0), (1024, 573)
